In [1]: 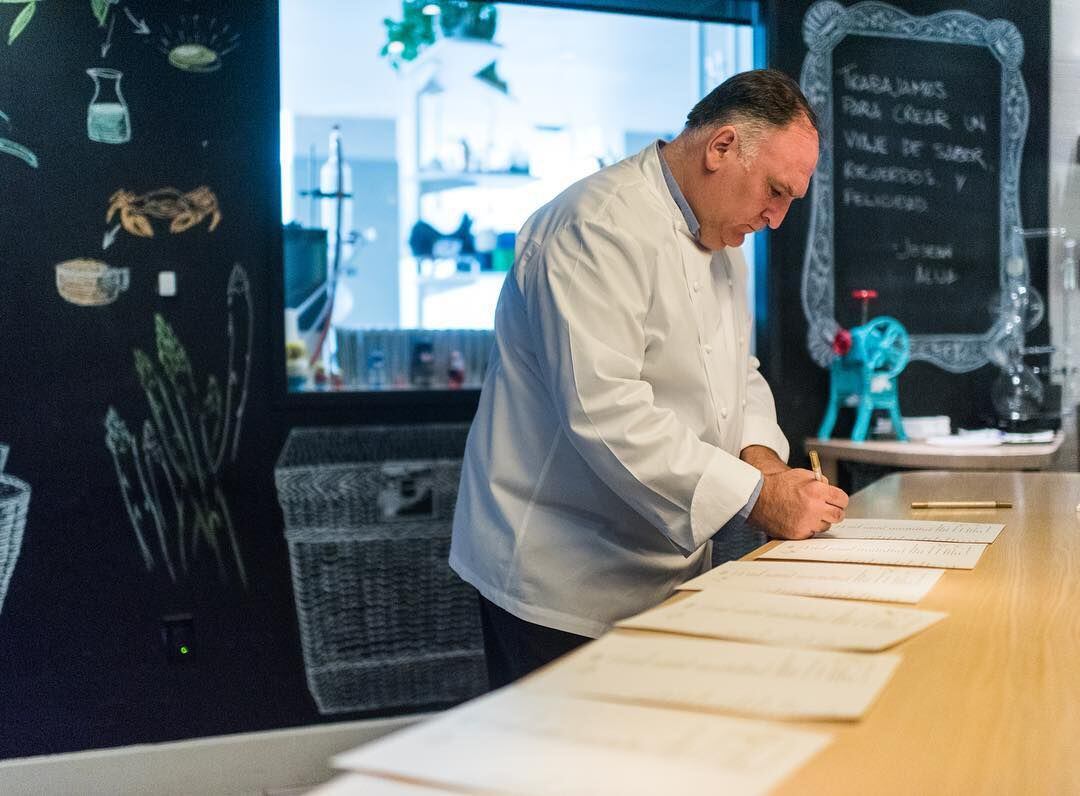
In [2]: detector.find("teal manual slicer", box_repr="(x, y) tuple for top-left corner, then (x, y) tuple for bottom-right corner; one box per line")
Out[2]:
(818, 290), (910, 442)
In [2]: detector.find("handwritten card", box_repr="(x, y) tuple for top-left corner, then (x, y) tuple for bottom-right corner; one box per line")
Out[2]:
(617, 588), (945, 651)
(527, 632), (900, 721)
(334, 688), (832, 796)
(819, 518), (1004, 544)
(679, 560), (945, 604)
(760, 539), (987, 569)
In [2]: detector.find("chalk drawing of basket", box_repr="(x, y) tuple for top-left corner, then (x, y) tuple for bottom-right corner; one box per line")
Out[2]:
(0, 444), (30, 616)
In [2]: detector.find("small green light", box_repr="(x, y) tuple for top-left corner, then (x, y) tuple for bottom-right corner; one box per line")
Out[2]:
(179, 645), (189, 655)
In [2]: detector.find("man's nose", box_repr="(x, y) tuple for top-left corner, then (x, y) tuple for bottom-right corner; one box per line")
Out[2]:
(763, 198), (792, 229)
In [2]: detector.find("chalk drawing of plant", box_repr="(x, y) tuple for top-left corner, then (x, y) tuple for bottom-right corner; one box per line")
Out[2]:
(105, 264), (252, 586)
(3, 0), (114, 45)
(2, 1), (38, 45)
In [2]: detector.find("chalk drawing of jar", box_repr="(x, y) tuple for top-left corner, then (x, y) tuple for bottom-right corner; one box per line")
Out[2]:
(86, 67), (131, 144)
(55, 258), (130, 306)
(0, 444), (30, 617)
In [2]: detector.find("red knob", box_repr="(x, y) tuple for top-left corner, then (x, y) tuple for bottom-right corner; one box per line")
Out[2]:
(832, 328), (853, 356)
(851, 289), (878, 301)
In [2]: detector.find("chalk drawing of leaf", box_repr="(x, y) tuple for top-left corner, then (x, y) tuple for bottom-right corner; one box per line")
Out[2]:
(7, 3), (35, 45)
(91, 0), (110, 28)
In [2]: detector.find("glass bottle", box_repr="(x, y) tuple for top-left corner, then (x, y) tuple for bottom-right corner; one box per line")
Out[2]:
(410, 340), (435, 389)
(318, 125), (354, 267)
(1061, 238), (1078, 414)
(366, 350), (387, 390)
(447, 349), (465, 389)
(86, 68), (131, 144)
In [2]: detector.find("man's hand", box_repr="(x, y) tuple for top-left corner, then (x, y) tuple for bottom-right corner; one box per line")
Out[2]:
(748, 468), (849, 540)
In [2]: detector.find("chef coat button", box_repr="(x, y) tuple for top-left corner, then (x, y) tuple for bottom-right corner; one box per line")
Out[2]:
(721, 407), (728, 418)
(704, 344), (713, 354)
(693, 281), (700, 292)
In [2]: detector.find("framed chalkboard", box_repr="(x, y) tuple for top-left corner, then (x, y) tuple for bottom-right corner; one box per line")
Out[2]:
(799, 1), (1031, 373)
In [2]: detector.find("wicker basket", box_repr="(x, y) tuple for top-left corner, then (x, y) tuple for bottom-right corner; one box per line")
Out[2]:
(275, 424), (486, 714)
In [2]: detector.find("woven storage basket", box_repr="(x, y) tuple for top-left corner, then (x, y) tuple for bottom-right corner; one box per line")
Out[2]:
(275, 424), (486, 713)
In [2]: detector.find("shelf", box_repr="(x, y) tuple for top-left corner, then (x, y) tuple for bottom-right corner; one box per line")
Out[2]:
(418, 169), (534, 193)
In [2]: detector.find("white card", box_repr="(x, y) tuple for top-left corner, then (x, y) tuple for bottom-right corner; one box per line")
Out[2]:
(819, 518), (1004, 544)
(760, 538), (987, 569)
(527, 632), (900, 721)
(618, 587), (946, 651)
(679, 560), (945, 603)
(335, 688), (832, 796)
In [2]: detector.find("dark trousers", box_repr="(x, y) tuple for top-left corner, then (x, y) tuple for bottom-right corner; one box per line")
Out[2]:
(477, 594), (591, 689)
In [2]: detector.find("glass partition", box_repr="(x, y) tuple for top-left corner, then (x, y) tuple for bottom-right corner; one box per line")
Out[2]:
(280, 0), (758, 393)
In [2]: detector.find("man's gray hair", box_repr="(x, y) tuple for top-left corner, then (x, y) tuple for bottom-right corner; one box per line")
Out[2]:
(685, 68), (819, 141)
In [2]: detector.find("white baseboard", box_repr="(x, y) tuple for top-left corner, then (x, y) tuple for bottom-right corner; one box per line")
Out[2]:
(0, 714), (427, 796)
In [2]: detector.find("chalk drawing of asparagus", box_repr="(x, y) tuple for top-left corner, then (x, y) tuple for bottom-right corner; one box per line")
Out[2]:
(0, 443), (30, 617)
(105, 264), (252, 586)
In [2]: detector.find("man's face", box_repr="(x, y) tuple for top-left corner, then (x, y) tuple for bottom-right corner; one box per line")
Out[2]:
(697, 119), (819, 250)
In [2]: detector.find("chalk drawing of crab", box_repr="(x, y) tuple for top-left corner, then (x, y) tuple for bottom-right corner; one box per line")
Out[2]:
(106, 186), (221, 238)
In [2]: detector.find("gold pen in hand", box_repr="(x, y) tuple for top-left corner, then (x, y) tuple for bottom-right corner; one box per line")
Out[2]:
(808, 450), (823, 482)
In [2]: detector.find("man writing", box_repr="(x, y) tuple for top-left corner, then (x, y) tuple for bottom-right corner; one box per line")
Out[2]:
(450, 69), (849, 687)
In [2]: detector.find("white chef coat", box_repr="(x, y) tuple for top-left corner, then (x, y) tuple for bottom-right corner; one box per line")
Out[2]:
(449, 141), (790, 639)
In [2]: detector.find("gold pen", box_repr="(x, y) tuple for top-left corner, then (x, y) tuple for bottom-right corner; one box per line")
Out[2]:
(910, 500), (1013, 509)
(808, 450), (822, 482)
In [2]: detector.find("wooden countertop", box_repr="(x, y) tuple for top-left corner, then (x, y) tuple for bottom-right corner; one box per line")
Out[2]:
(344, 470), (1080, 794)
(771, 470), (1080, 795)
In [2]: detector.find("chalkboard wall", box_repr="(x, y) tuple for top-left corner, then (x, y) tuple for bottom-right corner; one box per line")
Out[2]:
(765, 0), (1050, 453)
(830, 36), (1002, 337)
(0, 0), (474, 761)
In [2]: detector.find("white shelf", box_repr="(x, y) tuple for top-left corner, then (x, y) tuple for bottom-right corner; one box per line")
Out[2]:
(417, 169), (534, 193)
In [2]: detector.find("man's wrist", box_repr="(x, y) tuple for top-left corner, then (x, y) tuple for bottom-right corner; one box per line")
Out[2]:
(739, 444), (788, 475)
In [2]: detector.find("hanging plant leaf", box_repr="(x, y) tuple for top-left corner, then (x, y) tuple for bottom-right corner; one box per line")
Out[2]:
(7, 2), (35, 44)
(474, 60), (508, 95)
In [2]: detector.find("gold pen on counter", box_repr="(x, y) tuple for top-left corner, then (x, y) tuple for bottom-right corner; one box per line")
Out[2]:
(808, 450), (823, 482)
(910, 500), (1013, 509)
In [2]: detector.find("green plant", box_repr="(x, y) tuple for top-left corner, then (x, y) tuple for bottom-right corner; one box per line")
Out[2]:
(380, 1), (436, 69)
(380, 0), (497, 69)
(105, 265), (253, 587)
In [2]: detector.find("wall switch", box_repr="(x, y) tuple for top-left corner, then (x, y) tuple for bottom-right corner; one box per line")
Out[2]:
(160, 613), (195, 663)
(158, 271), (177, 297)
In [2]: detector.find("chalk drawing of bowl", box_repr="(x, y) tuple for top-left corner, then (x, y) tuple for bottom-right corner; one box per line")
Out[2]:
(0, 469), (29, 616)
(55, 258), (130, 306)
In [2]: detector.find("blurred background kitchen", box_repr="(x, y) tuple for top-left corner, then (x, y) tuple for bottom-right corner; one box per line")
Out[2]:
(279, 0), (758, 392)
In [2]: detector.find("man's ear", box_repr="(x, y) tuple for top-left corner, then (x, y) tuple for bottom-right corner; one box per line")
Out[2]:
(704, 125), (738, 172)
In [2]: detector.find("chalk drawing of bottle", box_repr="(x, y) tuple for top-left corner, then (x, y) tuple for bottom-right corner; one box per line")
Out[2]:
(0, 444), (30, 617)
(86, 68), (131, 144)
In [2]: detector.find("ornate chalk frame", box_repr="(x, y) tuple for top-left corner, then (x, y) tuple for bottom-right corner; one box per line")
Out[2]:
(799, 0), (1029, 372)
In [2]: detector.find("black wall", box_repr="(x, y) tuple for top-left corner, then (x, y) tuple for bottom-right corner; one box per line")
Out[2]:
(763, 0), (1050, 457)
(0, 0), (477, 760)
